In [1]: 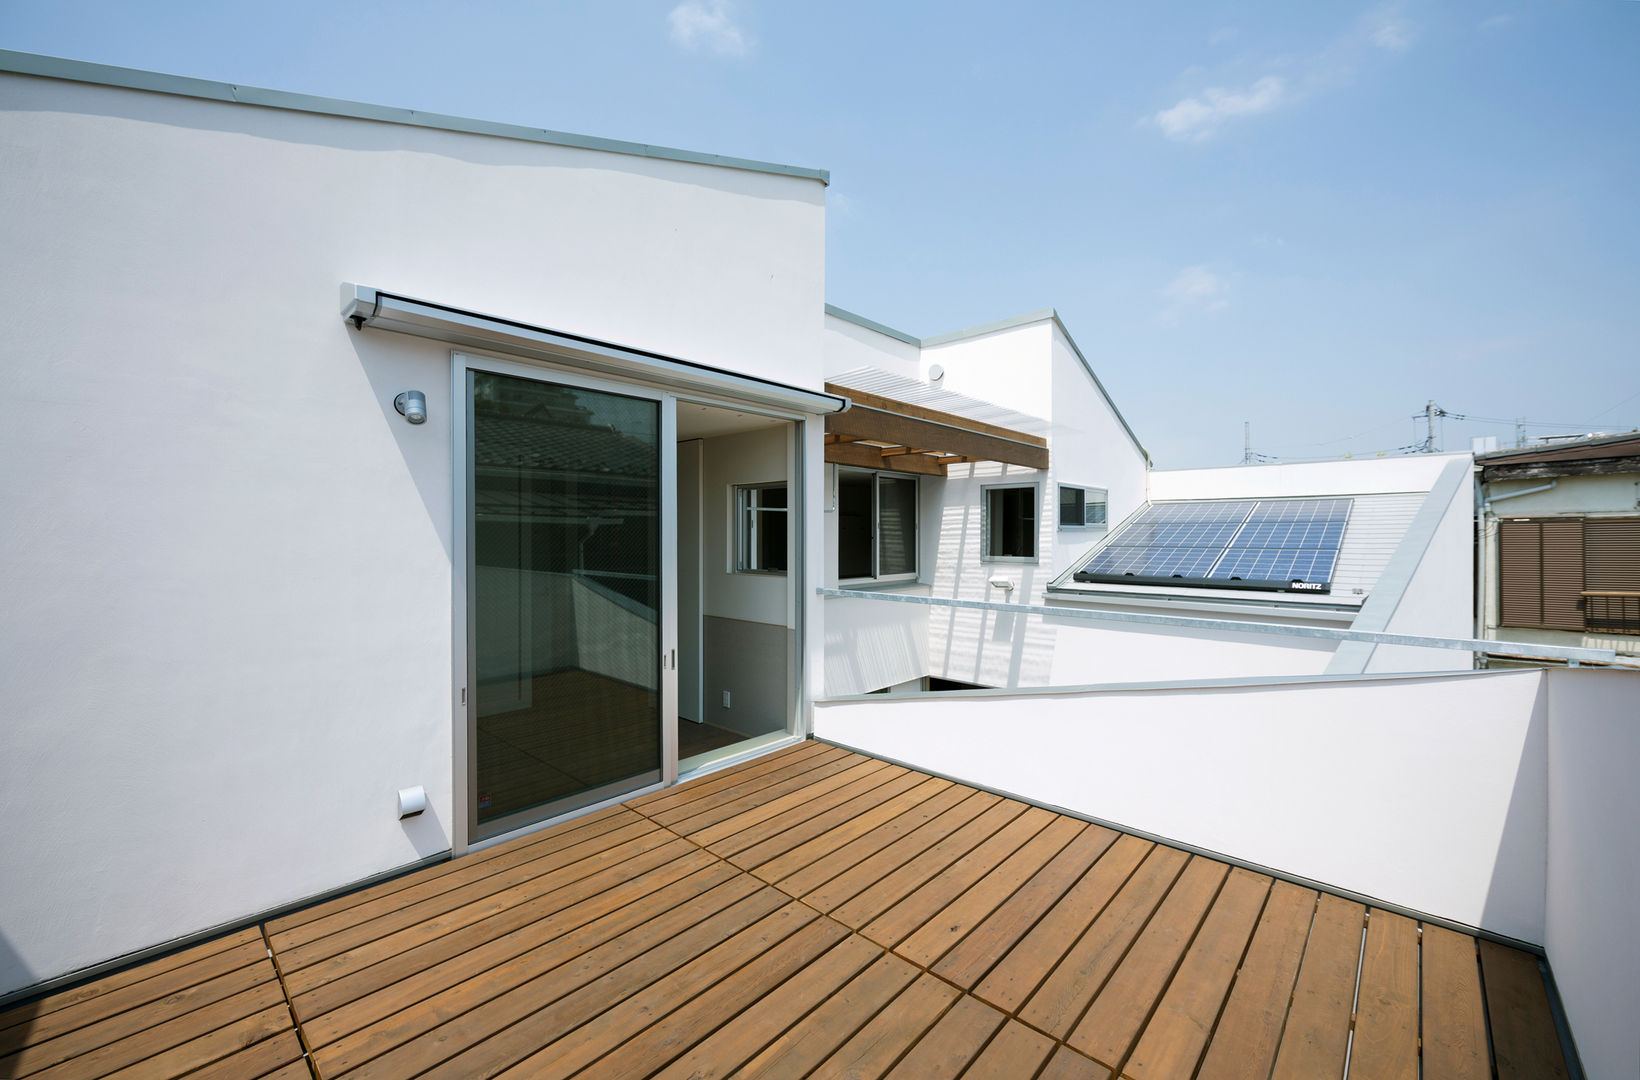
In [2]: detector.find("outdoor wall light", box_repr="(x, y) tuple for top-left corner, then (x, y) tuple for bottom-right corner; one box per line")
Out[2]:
(988, 577), (1015, 592)
(394, 390), (427, 425)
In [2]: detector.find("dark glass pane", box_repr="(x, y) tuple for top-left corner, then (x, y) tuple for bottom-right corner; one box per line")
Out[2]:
(472, 371), (660, 827)
(878, 476), (917, 576)
(838, 472), (873, 579)
(757, 507), (788, 571)
(1060, 485), (1084, 526)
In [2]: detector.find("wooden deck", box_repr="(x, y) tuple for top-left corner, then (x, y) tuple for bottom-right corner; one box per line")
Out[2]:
(0, 740), (1574, 1079)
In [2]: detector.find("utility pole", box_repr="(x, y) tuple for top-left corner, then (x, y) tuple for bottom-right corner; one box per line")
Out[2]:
(1415, 400), (1446, 453)
(1515, 417), (1526, 448)
(1243, 421), (1252, 464)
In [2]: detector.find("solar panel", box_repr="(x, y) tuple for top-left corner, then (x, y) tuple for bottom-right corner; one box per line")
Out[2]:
(1073, 497), (1353, 593)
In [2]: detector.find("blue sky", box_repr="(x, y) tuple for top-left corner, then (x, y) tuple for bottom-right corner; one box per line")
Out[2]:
(3, 1), (1636, 466)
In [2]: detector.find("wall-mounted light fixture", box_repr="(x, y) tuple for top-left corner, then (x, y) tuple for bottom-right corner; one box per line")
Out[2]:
(394, 390), (427, 425)
(988, 577), (1015, 592)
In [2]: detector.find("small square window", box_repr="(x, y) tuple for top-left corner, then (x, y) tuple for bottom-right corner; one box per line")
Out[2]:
(736, 483), (787, 573)
(984, 484), (1038, 560)
(1059, 485), (1107, 529)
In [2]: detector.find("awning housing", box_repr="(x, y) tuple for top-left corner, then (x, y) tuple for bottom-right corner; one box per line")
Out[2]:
(342, 284), (849, 417)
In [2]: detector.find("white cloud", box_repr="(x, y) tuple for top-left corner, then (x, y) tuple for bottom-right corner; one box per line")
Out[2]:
(1153, 76), (1287, 142)
(1480, 13), (1517, 31)
(1162, 266), (1230, 318)
(1210, 26), (1239, 45)
(667, 0), (751, 57)
(1369, 17), (1413, 52)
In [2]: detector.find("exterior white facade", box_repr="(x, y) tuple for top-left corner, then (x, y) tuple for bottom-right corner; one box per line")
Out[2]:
(0, 49), (1555, 1040)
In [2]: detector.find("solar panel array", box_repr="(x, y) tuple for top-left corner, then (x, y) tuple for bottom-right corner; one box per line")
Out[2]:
(1075, 497), (1353, 592)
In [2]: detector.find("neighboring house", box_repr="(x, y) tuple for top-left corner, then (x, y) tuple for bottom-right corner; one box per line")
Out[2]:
(0, 48), (1506, 1013)
(1476, 433), (1640, 663)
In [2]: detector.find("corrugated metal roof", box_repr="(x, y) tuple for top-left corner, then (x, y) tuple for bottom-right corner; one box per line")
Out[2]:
(828, 366), (1051, 438)
(1476, 432), (1640, 467)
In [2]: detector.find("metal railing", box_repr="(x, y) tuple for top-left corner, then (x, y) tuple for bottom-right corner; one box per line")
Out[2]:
(1583, 592), (1640, 636)
(819, 587), (1636, 668)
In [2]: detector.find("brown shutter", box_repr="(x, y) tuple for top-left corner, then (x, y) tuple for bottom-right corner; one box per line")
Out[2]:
(1498, 521), (1543, 627)
(1539, 520), (1585, 631)
(1584, 520), (1640, 591)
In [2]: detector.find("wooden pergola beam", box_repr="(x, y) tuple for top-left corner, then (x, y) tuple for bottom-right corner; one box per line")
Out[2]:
(824, 440), (947, 477)
(825, 384), (1048, 448)
(824, 383), (1049, 471)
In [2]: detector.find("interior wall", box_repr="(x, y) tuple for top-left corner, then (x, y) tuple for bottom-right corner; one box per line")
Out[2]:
(814, 669), (1550, 943)
(699, 425), (793, 737)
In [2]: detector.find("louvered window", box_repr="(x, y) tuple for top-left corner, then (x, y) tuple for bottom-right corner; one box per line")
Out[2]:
(1498, 520), (1585, 630)
(1498, 518), (1640, 633)
(1583, 520), (1640, 634)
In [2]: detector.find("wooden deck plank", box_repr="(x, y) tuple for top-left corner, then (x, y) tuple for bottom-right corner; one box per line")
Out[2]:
(625, 741), (832, 816)
(22, 981), (288, 1080)
(182, 1030), (309, 1080)
(762, 781), (974, 894)
(682, 759), (894, 849)
(1480, 939), (1571, 1080)
(881, 994), (1004, 1079)
(726, 771), (943, 875)
(649, 750), (872, 835)
(1067, 856), (1231, 1072)
(894, 814), (1087, 970)
(931, 823), (1119, 991)
(842, 802), (1045, 943)
(1038, 1045), (1115, 1080)
(1122, 867), (1272, 1080)
(796, 790), (1002, 914)
(1193, 881), (1316, 1080)
(410, 901), (819, 1080)
(728, 953), (921, 1080)
(312, 877), (779, 1079)
(0, 928), (265, 1034)
(806, 972), (960, 1080)
(294, 856), (733, 1049)
(281, 835), (698, 1004)
(0, 960), (276, 1077)
(275, 820), (669, 973)
(1017, 844), (1189, 1038)
(0, 744), (1572, 1080)
(959, 1019), (1057, 1080)
(861, 805), (1059, 951)
(1348, 910), (1419, 1080)
(266, 805), (637, 940)
(495, 912), (843, 1080)
(0, 938), (270, 1057)
(706, 762), (911, 858)
(1268, 893), (1365, 1080)
(1420, 924), (1489, 1080)
(648, 935), (883, 1080)
(972, 833), (1152, 1015)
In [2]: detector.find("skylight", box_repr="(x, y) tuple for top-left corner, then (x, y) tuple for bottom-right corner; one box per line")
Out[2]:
(1073, 498), (1353, 593)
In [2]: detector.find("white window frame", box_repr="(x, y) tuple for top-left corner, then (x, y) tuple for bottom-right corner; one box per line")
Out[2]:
(1058, 484), (1108, 531)
(982, 481), (1041, 563)
(837, 467), (920, 585)
(735, 482), (788, 575)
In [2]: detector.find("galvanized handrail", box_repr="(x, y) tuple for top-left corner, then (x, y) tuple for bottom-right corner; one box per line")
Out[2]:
(818, 587), (1633, 667)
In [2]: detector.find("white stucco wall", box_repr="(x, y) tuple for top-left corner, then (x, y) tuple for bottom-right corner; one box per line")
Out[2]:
(0, 71), (826, 996)
(815, 669), (1550, 943)
(1150, 454), (1461, 501)
(1543, 668), (1640, 1080)
(1366, 469), (1478, 672)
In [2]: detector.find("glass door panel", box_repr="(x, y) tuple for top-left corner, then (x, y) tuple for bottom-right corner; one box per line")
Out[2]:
(470, 370), (662, 834)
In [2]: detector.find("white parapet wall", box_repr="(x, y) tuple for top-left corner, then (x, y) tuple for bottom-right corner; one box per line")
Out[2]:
(1542, 668), (1640, 1080)
(816, 669), (1551, 943)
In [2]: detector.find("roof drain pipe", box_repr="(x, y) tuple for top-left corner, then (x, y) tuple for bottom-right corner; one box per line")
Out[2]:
(1483, 479), (1557, 514)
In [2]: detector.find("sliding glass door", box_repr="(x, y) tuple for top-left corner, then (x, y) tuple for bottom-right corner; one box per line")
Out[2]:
(467, 366), (669, 838)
